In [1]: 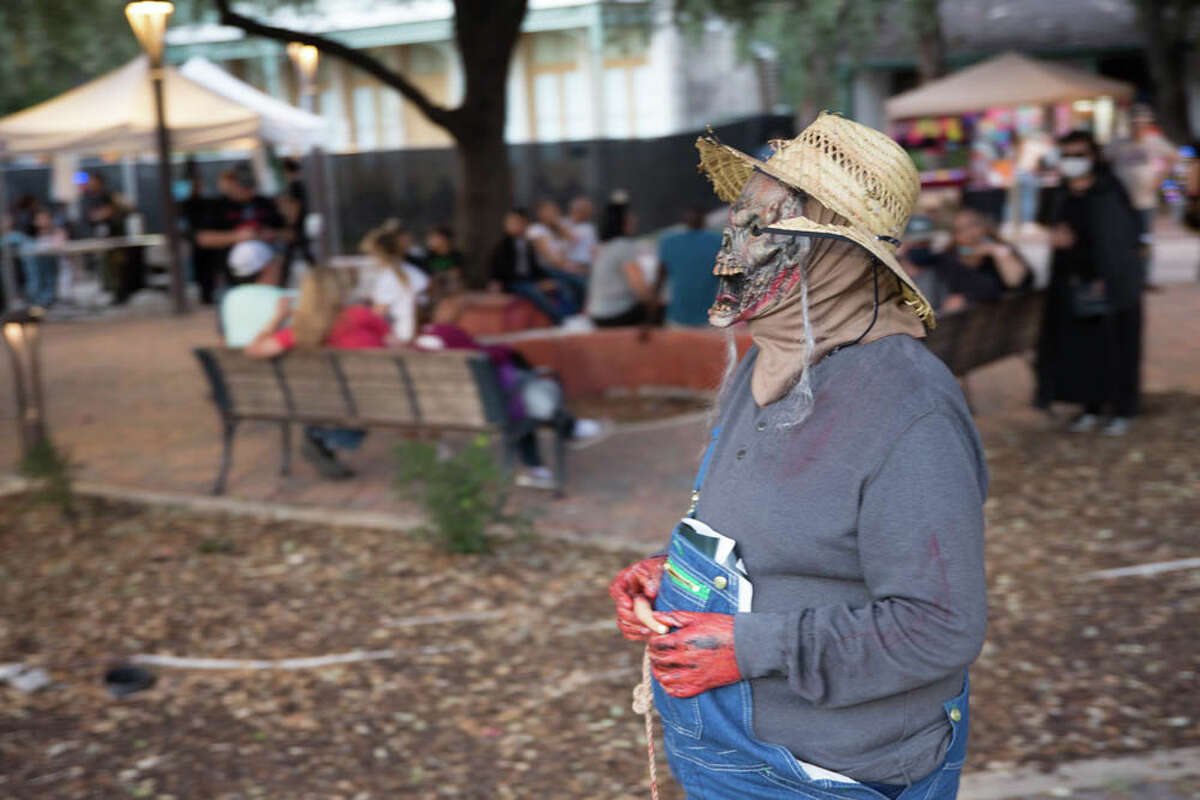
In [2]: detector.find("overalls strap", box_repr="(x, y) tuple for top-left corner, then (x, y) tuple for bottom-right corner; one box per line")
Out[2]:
(687, 425), (722, 517)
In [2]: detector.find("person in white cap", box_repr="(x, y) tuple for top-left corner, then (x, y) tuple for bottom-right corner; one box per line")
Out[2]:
(220, 240), (293, 348)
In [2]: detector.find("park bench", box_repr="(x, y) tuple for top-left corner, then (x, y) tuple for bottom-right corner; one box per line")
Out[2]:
(193, 347), (568, 496)
(923, 290), (1045, 398)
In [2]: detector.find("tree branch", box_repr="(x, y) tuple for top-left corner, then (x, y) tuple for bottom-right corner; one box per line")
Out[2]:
(211, 0), (456, 131)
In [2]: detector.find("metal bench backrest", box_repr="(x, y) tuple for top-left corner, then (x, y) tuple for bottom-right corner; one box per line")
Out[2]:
(194, 347), (507, 432)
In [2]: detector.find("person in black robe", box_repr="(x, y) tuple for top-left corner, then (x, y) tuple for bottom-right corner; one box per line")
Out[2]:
(1035, 130), (1145, 436)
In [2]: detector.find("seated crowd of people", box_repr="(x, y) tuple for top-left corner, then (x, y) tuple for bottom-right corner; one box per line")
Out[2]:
(489, 195), (723, 329)
(212, 182), (728, 488)
(218, 203), (610, 490)
(225, 257), (598, 490)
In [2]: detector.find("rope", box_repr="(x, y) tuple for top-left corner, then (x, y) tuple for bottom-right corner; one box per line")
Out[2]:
(631, 648), (660, 800)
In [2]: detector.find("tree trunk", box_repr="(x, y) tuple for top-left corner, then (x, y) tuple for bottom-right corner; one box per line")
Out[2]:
(445, 0), (526, 285)
(1154, 45), (1193, 144)
(1137, 0), (1196, 143)
(211, 0), (527, 282)
(454, 128), (513, 288)
(796, 51), (833, 130)
(910, 0), (946, 84)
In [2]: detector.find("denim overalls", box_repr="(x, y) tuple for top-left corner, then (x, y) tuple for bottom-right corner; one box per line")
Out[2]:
(651, 428), (971, 799)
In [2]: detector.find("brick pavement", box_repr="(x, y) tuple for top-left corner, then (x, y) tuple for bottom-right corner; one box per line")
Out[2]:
(2, 282), (1199, 548)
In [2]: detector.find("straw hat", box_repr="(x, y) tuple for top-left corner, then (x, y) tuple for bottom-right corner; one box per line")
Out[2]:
(696, 112), (934, 327)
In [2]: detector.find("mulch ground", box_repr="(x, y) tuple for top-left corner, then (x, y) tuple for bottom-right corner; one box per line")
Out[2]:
(1, 393), (1199, 799)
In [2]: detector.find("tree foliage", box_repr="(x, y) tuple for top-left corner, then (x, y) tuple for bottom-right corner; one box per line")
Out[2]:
(672, 0), (896, 120)
(0, 0), (141, 117)
(905, 0), (946, 82)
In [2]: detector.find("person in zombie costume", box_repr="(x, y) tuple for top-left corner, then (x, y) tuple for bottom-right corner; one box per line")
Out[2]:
(610, 113), (987, 799)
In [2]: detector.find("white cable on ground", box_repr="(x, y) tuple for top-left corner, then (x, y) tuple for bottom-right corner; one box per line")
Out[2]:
(130, 644), (463, 671)
(1085, 556), (1200, 580)
(127, 615), (617, 673)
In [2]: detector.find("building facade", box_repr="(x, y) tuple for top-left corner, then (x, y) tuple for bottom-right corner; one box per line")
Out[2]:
(166, 0), (775, 153)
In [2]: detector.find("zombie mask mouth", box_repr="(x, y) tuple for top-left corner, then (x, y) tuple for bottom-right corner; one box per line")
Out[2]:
(708, 172), (810, 328)
(708, 222), (810, 328)
(709, 260), (806, 328)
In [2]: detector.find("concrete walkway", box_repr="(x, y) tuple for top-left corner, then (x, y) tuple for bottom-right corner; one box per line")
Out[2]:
(961, 747), (1200, 799)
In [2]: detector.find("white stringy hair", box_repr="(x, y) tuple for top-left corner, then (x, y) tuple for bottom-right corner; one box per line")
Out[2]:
(710, 263), (817, 439)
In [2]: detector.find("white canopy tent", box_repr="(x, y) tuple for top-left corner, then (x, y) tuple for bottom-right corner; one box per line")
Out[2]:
(0, 55), (330, 198)
(174, 57), (337, 252)
(0, 56), (332, 310)
(179, 57), (329, 151)
(885, 52), (1136, 121)
(0, 56), (263, 157)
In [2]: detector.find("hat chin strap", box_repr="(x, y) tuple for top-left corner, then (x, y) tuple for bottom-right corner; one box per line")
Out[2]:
(837, 261), (880, 354)
(759, 226), (902, 249)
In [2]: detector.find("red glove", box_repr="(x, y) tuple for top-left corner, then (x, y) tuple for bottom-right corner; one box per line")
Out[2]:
(609, 556), (667, 641)
(648, 611), (742, 698)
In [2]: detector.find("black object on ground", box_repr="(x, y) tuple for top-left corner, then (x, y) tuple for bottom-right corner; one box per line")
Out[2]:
(103, 665), (155, 697)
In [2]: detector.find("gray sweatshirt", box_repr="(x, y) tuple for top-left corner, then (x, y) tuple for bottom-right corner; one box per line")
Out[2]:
(695, 334), (988, 786)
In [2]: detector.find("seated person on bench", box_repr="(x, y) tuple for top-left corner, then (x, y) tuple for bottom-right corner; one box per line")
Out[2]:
(219, 240), (296, 347)
(245, 267), (391, 479)
(488, 208), (578, 324)
(361, 219), (429, 344)
(414, 323), (604, 491)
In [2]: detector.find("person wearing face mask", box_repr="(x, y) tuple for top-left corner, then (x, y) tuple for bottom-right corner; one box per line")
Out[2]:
(932, 208), (1031, 313)
(609, 114), (986, 800)
(1036, 130), (1144, 437)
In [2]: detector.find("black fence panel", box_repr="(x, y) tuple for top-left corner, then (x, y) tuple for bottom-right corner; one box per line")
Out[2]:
(329, 147), (458, 254)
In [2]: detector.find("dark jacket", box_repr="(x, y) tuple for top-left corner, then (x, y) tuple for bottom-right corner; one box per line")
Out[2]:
(1044, 170), (1144, 311)
(489, 234), (546, 287)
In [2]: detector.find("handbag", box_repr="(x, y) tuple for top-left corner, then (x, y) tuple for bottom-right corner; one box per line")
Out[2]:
(1069, 278), (1110, 318)
(1185, 195), (1200, 234)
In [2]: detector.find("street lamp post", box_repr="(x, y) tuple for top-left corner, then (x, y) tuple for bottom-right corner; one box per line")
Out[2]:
(286, 42), (337, 262)
(126, 0), (187, 315)
(0, 143), (19, 313)
(286, 43), (320, 111)
(2, 309), (47, 456)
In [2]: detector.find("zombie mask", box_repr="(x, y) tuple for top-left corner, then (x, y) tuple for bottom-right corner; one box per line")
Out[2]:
(709, 172), (811, 328)
(697, 113), (934, 328)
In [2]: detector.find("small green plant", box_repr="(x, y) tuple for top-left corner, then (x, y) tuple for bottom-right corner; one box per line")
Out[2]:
(18, 436), (74, 515)
(196, 537), (236, 555)
(394, 436), (523, 554)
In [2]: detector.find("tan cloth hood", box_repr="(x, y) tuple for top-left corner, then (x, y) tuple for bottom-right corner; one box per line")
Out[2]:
(745, 198), (926, 407)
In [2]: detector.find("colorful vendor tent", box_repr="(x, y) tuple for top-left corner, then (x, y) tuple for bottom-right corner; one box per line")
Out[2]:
(885, 51), (1135, 121)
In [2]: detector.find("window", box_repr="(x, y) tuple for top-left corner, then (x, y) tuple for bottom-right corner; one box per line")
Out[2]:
(603, 69), (630, 138)
(319, 88), (349, 151)
(400, 44), (451, 147)
(534, 73), (564, 141)
(528, 31), (586, 142)
(353, 86), (378, 151)
(602, 28), (651, 138)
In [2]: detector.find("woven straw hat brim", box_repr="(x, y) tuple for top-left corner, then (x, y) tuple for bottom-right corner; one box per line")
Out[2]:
(696, 137), (806, 204)
(766, 215), (935, 328)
